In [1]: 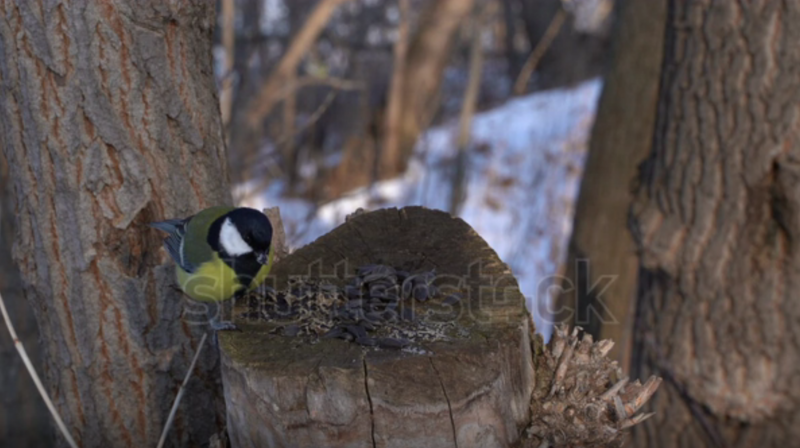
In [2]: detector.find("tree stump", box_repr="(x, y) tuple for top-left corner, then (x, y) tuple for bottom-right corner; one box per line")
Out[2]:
(219, 207), (533, 448)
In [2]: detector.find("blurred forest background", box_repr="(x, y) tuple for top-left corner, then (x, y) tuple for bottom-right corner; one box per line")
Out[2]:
(2, 0), (615, 445)
(220, 0), (613, 334)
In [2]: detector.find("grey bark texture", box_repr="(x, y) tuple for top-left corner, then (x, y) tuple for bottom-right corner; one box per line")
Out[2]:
(630, 1), (800, 447)
(556, 0), (668, 368)
(0, 146), (48, 446)
(0, 1), (231, 447)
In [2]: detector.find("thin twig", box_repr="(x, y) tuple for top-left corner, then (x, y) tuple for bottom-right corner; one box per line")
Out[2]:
(220, 0), (235, 127)
(275, 89), (338, 150)
(513, 7), (567, 95)
(450, 3), (488, 215)
(157, 332), (209, 448)
(275, 76), (363, 103)
(238, 76), (363, 182)
(281, 72), (298, 170)
(246, 0), (355, 128)
(0, 290), (79, 448)
(380, 0), (410, 179)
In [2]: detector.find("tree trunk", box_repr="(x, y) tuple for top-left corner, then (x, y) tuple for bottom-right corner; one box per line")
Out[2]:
(0, 143), (48, 446)
(386, 0), (475, 177)
(220, 207), (533, 448)
(556, 0), (668, 368)
(500, 0), (522, 80)
(629, 2), (800, 447)
(0, 2), (230, 447)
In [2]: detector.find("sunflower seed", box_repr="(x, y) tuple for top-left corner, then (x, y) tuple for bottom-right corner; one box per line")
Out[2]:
(384, 301), (398, 311)
(336, 308), (355, 320)
(364, 311), (383, 322)
(401, 279), (414, 300)
(346, 324), (367, 339)
(359, 320), (376, 331)
(357, 264), (383, 276)
(377, 337), (410, 349)
(346, 299), (365, 309)
(322, 327), (344, 339)
(356, 336), (377, 346)
(414, 286), (429, 302)
(368, 287), (389, 300)
(359, 265), (395, 281)
(345, 285), (363, 299)
(443, 293), (462, 305)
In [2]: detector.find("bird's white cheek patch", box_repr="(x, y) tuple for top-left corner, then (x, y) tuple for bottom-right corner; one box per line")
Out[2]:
(220, 218), (253, 256)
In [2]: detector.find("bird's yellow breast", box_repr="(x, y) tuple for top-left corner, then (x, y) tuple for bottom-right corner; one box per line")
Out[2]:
(176, 246), (273, 303)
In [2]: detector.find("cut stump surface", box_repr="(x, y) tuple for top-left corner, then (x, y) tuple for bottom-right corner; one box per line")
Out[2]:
(220, 207), (533, 448)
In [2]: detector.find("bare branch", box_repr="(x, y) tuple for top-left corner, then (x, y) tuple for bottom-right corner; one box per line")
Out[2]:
(245, 0), (355, 128)
(0, 290), (79, 448)
(513, 7), (566, 95)
(157, 332), (209, 448)
(450, 2), (490, 214)
(220, 0), (236, 127)
(380, 0), (410, 179)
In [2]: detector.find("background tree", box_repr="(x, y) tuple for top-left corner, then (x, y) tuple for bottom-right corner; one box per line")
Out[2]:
(629, 2), (800, 447)
(0, 1), (230, 447)
(556, 0), (667, 367)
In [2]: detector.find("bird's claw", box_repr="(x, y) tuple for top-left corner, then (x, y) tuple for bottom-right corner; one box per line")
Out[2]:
(210, 319), (241, 332)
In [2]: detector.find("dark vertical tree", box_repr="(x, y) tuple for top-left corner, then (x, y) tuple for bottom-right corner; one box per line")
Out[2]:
(630, 2), (800, 447)
(0, 1), (230, 446)
(557, 0), (668, 366)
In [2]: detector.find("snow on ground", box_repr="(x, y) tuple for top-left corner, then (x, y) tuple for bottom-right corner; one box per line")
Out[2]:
(235, 78), (603, 340)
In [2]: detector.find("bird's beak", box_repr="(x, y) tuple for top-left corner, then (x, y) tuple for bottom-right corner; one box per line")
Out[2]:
(256, 250), (270, 266)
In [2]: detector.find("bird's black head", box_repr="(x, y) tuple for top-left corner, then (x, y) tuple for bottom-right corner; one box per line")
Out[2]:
(209, 208), (273, 265)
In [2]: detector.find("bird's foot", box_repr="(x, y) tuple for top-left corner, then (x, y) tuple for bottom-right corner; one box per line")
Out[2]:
(210, 318), (241, 332)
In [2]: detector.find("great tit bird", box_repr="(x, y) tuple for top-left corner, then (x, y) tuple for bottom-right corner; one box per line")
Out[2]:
(150, 206), (274, 330)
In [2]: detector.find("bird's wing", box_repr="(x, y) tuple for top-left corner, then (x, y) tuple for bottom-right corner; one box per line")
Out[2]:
(148, 217), (198, 273)
(183, 206), (234, 266)
(150, 206), (235, 274)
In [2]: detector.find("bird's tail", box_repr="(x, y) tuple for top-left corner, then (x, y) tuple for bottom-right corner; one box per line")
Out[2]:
(148, 219), (186, 237)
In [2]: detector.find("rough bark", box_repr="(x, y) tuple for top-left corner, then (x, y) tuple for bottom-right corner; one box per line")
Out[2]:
(0, 143), (48, 446)
(629, 2), (800, 447)
(556, 0), (668, 368)
(220, 207), (533, 448)
(0, 2), (230, 447)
